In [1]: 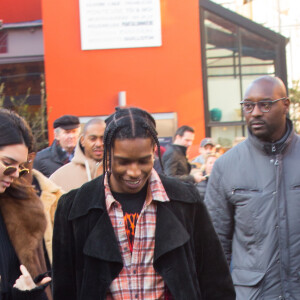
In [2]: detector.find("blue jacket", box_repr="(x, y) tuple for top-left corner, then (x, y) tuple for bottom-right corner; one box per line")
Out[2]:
(34, 140), (70, 177)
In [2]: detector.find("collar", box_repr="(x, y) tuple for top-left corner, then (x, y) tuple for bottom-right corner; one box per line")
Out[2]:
(71, 139), (86, 164)
(32, 169), (62, 193)
(68, 172), (200, 221)
(71, 139), (103, 179)
(248, 118), (294, 155)
(0, 186), (47, 278)
(51, 140), (70, 162)
(104, 169), (169, 211)
(171, 144), (188, 156)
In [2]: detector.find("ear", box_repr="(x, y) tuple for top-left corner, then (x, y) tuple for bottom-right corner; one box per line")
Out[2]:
(283, 98), (290, 114)
(173, 135), (180, 143)
(28, 152), (36, 163)
(80, 135), (85, 147)
(54, 129), (59, 141)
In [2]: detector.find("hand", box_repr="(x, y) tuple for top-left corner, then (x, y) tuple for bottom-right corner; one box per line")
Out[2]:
(13, 265), (51, 291)
(193, 172), (206, 183)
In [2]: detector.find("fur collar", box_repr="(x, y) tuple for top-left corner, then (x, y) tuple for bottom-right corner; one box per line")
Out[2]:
(0, 185), (47, 279)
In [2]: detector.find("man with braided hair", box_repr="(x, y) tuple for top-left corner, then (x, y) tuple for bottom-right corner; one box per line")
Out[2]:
(52, 107), (235, 300)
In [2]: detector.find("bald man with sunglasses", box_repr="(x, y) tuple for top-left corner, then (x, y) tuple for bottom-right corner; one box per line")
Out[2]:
(205, 76), (300, 299)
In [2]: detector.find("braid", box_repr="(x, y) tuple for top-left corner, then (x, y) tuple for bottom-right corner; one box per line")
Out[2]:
(103, 106), (163, 174)
(107, 126), (117, 173)
(103, 122), (118, 174)
(142, 122), (164, 173)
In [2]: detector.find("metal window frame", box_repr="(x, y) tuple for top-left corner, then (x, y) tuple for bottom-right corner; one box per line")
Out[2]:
(199, 0), (288, 137)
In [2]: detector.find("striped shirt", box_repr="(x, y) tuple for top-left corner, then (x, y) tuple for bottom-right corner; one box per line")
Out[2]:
(105, 169), (170, 300)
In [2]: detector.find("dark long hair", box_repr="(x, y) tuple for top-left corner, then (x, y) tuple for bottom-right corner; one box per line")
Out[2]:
(103, 107), (164, 174)
(0, 108), (34, 151)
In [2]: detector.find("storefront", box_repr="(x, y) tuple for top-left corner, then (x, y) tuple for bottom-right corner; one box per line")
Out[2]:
(0, 0), (288, 155)
(200, 0), (287, 147)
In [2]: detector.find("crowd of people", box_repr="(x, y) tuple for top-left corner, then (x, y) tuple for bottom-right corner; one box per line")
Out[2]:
(0, 75), (299, 300)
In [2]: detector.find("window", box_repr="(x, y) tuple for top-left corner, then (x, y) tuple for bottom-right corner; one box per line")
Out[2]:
(200, 0), (287, 147)
(0, 31), (8, 53)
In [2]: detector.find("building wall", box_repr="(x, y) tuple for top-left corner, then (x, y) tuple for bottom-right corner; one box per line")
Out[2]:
(42, 0), (205, 157)
(0, 28), (44, 59)
(0, 0), (42, 23)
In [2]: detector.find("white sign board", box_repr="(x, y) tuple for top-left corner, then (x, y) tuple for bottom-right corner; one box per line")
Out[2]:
(79, 0), (162, 50)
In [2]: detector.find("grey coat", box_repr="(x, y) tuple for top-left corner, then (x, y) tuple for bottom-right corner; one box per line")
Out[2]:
(205, 119), (300, 300)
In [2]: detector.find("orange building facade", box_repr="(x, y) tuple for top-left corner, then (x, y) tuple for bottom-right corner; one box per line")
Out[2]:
(41, 0), (205, 157)
(1, 0), (287, 156)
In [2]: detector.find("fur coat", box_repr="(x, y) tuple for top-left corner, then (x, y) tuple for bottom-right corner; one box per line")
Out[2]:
(0, 180), (52, 300)
(33, 169), (64, 263)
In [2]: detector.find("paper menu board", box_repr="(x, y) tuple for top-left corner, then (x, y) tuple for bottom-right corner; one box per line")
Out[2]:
(79, 0), (162, 50)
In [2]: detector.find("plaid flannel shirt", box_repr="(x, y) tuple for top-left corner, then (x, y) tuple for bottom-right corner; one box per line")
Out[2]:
(105, 169), (170, 299)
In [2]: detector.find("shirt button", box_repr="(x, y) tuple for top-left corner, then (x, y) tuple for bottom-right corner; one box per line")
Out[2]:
(133, 270), (137, 274)
(135, 294), (138, 298)
(119, 221), (123, 225)
(275, 225), (279, 229)
(277, 259), (280, 264)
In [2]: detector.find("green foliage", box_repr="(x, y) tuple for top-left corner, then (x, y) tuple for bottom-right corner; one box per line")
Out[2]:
(0, 75), (49, 151)
(0, 82), (5, 107)
(289, 80), (300, 133)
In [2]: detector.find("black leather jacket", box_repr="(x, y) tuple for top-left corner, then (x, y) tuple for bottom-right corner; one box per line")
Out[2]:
(162, 144), (194, 182)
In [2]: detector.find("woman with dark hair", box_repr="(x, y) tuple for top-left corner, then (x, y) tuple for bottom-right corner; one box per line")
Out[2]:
(0, 108), (52, 299)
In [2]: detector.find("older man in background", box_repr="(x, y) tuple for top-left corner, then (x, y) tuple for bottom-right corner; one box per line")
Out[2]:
(34, 115), (81, 177)
(50, 118), (105, 192)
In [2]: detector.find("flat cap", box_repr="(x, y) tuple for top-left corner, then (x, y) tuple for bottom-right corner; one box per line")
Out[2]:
(53, 115), (80, 130)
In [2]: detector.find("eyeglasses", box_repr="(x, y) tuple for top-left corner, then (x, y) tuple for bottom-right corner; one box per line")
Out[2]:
(0, 160), (29, 177)
(240, 97), (287, 114)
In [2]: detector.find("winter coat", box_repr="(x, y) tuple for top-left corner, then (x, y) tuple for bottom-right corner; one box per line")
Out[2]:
(196, 175), (208, 201)
(162, 144), (195, 182)
(32, 169), (64, 263)
(34, 141), (70, 178)
(0, 180), (52, 300)
(205, 119), (300, 299)
(52, 174), (235, 300)
(49, 141), (103, 192)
